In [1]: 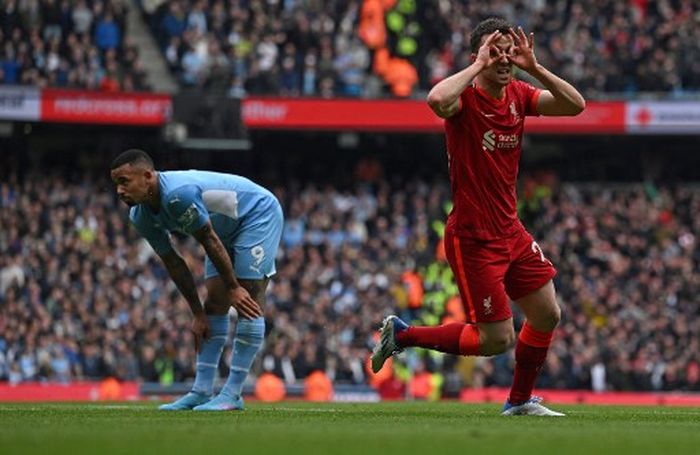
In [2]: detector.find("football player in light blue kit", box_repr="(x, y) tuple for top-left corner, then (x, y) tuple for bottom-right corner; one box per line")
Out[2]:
(110, 149), (283, 411)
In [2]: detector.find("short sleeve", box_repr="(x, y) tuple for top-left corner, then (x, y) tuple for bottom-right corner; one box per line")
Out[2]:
(165, 184), (209, 234)
(520, 80), (541, 117)
(446, 90), (470, 124)
(129, 207), (173, 256)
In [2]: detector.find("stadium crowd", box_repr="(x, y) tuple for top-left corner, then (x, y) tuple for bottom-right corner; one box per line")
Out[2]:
(142, 0), (700, 97)
(0, 0), (150, 91)
(1, 164), (698, 393)
(3, 1), (699, 97)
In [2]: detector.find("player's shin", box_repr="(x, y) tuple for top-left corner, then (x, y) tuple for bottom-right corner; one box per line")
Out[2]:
(397, 323), (480, 356)
(221, 317), (265, 398)
(508, 322), (553, 405)
(192, 314), (230, 395)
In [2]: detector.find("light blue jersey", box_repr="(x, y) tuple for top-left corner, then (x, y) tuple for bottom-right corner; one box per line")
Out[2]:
(129, 170), (283, 280)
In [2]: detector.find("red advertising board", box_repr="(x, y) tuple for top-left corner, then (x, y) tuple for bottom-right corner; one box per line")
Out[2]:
(0, 381), (140, 402)
(242, 98), (626, 134)
(41, 89), (172, 126)
(526, 101), (626, 134)
(242, 98), (443, 132)
(0, 85), (691, 134)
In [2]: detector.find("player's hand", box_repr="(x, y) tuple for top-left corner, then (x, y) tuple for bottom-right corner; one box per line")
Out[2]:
(475, 31), (506, 69)
(507, 26), (538, 72)
(230, 286), (263, 320)
(191, 313), (210, 353)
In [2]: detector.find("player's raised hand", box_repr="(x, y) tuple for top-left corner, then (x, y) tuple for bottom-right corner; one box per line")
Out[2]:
(475, 31), (506, 69)
(191, 313), (210, 353)
(230, 286), (263, 319)
(507, 26), (538, 71)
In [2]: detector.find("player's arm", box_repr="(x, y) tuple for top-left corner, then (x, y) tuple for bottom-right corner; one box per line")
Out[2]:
(531, 65), (585, 116)
(129, 209), (205, 318)
(191, 223), (262, 319)
(507, 27), (585, 116)
(159, 249), (205, 317)
(427, 31), (505, 119)
(191, 222), (240, 291)
(160, 248), (211, 352)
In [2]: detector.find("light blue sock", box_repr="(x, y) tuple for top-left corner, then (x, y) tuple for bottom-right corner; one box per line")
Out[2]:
(191, 314), (229, 395)
(221, 317), (265, 398)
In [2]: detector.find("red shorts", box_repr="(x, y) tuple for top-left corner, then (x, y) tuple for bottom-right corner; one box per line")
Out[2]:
(444, 225), (557, 323)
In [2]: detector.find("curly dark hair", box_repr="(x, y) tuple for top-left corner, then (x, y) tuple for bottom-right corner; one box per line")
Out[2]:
(470, 17), (512, 53)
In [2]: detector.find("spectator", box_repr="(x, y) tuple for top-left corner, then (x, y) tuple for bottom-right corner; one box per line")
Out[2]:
(0, 0), (148, 91)
(160, 1), (186, 45)
(186, 0), (207, 36)
(94, 13), (121, 51)
(0, 163), (697, 394)
(71, 0), (93, 35)
(181, 42), (206, 86)
(138, 0), (700, 97)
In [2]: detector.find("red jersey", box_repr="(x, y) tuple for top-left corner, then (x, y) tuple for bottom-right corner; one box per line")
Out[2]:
(444, 79), (540, 240)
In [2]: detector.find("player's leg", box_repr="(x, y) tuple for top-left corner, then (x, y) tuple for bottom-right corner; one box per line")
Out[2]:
(502, 230), (563, 416)
(222, 277), (268, 402)
(372, 318), (516, 375)
(195, 203), (283, 411)
(193, 277), (267, 411)
(371, 231), (514, 373)
(511, 281), (560, 401)
(158, 274), (231, 411)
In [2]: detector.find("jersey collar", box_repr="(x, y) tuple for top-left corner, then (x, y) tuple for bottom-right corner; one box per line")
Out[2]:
(473, 82), (508, 105)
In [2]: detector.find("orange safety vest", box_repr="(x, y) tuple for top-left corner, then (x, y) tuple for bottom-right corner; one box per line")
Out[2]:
(385, 57), (417, 97)
(401, 270), (424, 309)
(358, 0), (386, 49)
(441, 295), (467, 325)
(408, 371), (433, 399)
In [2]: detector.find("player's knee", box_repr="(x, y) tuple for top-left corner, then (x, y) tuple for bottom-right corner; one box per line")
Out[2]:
(540, 304), (561, 331)
(528, 301), (561, 332)
(481, 330), (515, 356)
(550, 304), (561, 328)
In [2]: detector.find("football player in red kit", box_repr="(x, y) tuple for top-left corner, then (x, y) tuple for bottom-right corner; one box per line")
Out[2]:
(371, 17), (585, 416)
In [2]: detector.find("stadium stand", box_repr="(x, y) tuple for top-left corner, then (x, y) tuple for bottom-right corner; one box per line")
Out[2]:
(4, 1), (698, 97)
(1, 0), (698, 402)
(140, 0), (700, 97)
(0, 0), (150, 91)
(1, 163), (698, 393)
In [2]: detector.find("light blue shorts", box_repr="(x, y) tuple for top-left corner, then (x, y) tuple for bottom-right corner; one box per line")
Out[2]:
(204, 200), (283, 281)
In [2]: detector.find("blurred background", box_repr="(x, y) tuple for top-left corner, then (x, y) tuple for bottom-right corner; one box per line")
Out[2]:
(1, 0), (698, 402)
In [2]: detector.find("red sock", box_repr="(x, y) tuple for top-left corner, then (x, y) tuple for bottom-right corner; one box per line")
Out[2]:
(395, 323), (480, 356)
(508, 323), (553, 404)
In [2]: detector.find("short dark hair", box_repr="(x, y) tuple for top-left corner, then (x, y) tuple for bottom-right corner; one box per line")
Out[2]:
(470, 17), (512, 53)
(110, 149), (154, 170)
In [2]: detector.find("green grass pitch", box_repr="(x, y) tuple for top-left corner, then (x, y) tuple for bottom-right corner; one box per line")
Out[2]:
(1, 401), (699, 455)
